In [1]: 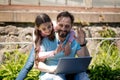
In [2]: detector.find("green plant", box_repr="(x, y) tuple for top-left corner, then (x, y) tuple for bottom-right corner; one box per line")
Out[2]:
(25, 69), (40, 80)
(0, 50), (26, 80)
(98, 27), (116, 38)
(89, 64), (120, 80)
(0, 50), (40, 80)
(89, 50), (120, 80)
(89, 27), (120, 80)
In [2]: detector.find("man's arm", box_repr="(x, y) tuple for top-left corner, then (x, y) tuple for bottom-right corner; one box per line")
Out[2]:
(76, 46), (90, 57)
(75, 27), (90, 57)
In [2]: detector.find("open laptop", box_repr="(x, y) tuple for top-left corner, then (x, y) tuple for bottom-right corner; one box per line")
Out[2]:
(54, 56), (92, 74)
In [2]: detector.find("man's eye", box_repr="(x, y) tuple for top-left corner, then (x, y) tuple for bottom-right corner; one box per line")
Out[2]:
(59, 24), (63, 27)
(65, 25), (70, 28)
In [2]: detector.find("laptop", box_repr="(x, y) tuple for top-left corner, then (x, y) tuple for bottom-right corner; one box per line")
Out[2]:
(54, 56), (92, 74)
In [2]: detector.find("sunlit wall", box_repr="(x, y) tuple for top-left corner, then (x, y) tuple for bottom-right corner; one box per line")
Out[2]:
(0, 0), (120, 8)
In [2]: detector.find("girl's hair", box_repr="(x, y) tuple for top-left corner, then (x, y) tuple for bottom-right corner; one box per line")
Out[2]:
(34, 13), (55, 65)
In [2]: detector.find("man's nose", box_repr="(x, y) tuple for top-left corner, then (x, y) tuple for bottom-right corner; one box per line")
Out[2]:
(61, 26), (67, 30)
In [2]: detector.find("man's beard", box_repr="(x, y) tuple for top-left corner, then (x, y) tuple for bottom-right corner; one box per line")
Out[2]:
(57, 30), (69, 38)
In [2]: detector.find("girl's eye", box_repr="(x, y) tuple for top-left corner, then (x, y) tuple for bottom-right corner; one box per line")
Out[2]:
(48, 25), (51, 29)
(42, 28), (46, 31)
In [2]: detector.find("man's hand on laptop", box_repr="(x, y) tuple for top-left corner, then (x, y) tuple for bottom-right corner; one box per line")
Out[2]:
(48, 66), (57, 74)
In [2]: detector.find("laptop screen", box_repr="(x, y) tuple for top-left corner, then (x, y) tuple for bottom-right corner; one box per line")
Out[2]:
(55, 56), (92, 74)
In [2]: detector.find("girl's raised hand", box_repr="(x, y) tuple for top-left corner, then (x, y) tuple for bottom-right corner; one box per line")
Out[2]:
(54, 43), (64, 54)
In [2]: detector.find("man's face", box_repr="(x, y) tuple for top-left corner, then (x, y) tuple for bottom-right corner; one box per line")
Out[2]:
(57, 17), (72, 38)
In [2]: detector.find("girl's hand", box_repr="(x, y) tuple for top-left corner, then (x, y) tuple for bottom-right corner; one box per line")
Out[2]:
(54, 43), (64, 54)
(64, 42), (71, 56)
(48, 66), (57, 73)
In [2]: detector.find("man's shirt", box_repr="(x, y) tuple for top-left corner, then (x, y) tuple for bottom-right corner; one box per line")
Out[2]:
(40, 33), (81, 66)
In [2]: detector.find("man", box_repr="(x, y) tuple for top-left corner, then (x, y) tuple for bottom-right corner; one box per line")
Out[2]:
(38, 11), (90, 80)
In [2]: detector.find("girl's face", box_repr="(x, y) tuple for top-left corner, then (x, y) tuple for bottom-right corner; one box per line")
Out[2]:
(38, 22), (53, 36)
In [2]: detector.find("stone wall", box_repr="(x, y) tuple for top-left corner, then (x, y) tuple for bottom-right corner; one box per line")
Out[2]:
(0, 25), (33, 51)
(0, 25), (120, 63)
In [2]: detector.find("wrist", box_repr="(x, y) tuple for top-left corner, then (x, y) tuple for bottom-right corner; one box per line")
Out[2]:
(80, 40), (87, 47)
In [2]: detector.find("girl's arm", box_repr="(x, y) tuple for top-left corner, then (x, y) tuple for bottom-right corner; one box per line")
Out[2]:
(38, 51), (55, 61)
(68, 30), (75, 42)
(37, 62), (57, 73)
(64, 30), (75, 56)
(38, 43), (63, 61)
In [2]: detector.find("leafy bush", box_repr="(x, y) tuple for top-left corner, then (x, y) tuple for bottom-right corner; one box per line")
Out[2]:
(0, 50), (26, 80)
(89, 49), (120, 80)
(0, 50), (40, 80)
(25, 69), (40, 80)
(89, 64), (120, 80)
(98, 27), (116, 38)
(89, 27), (120, 80)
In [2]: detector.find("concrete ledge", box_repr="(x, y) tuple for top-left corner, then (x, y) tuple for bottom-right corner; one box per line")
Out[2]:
(0, 5), (120, 23)
(0, 11), (120, 23)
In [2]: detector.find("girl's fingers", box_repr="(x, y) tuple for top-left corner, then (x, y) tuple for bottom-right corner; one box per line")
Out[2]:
(57, 43), (64, 53)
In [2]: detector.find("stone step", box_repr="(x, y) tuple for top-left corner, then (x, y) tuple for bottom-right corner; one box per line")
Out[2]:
(0, 5), (120, 23)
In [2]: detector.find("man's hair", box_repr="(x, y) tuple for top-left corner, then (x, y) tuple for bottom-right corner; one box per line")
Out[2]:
(57, 11), (74, 24)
